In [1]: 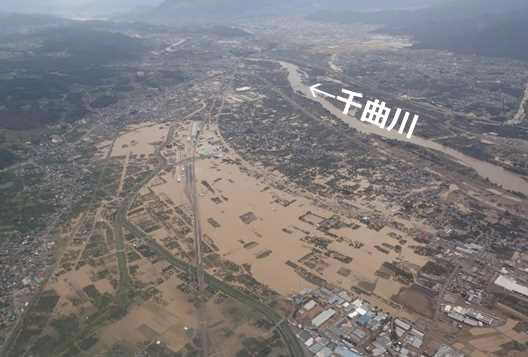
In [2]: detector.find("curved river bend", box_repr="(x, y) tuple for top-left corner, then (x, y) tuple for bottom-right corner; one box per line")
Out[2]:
(279, 61), (528, 197)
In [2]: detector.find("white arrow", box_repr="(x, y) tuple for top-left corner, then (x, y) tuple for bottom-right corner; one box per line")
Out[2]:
(309, 83), (336, 99)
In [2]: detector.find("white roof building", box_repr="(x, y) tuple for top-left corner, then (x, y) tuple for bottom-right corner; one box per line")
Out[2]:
(303, 300), (317, 311)
(494, 275), (528, 297)
(312, 309), (336, 327)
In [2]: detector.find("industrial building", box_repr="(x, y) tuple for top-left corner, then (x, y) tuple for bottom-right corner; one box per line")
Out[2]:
(312, 308), (336, 327)
(494, 274), (528, 297)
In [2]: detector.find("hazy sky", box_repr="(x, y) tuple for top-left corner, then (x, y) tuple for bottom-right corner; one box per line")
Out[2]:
(0, 0), (164, 17)
(0, 0), (444, 16)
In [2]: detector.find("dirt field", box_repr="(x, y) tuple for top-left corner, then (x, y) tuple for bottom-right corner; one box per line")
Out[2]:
(458, 318), (528, 356)
(392, 284), (435, 319)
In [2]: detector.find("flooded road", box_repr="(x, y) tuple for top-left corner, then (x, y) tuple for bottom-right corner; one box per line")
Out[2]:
(279, 61), (528, 196)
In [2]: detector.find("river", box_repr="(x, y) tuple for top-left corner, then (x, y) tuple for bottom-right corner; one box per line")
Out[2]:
(278, 61), (528, 197)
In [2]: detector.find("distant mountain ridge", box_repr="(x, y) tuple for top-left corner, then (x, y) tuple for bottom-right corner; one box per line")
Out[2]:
(143, 0), (440, 23)
(0, 12), (72, 34)
(309, 0), (528, 62)
(151, 0), (305, 21)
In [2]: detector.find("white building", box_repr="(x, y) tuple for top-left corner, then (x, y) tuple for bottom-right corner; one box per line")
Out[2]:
(312, 309), (336, 327)
(494, 275), (528, 298)
(303, 299), (317, 311)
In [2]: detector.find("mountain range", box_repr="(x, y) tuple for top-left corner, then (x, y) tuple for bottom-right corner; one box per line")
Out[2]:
(141, 0), (440, 23)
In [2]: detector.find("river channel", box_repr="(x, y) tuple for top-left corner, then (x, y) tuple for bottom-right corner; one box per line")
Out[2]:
(279, 60), (528, 197)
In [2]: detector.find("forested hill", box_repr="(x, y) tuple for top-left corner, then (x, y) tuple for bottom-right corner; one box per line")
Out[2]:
(308, 0), (528, 61)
